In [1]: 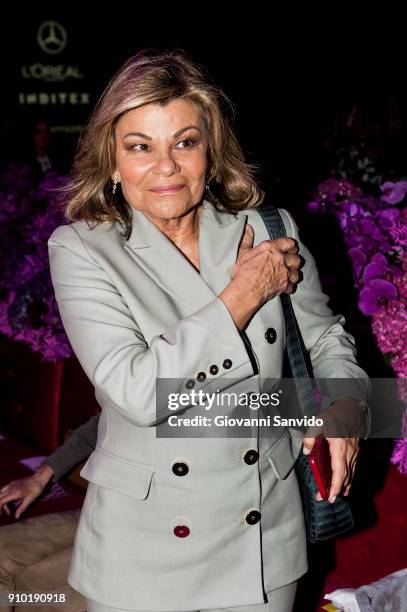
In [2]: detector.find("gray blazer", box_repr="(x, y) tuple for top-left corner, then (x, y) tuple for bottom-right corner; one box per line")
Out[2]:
(48, 199), (369, 610)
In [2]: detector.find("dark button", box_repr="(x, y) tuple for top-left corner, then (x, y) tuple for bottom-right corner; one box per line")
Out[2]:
(209, 365), (219, 375)
(245, 510), (261, 525)
(223, 359), (232, 369)
(172, 462), (189, 476)
(265, 328), (277, 344)
(174, 525), (190, 538)
(197, 371), (206, 382)
(185, 379), (195, 389)
(243, 449), (259, 465)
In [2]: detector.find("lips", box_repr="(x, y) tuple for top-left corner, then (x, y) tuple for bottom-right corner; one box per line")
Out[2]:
(150, 185), (185, 193)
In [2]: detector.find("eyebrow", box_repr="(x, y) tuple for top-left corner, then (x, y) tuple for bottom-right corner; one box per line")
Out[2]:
(123, 125), (202, 141)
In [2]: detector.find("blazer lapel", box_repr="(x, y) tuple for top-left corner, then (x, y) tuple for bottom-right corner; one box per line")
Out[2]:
(122, 199), (248, 314)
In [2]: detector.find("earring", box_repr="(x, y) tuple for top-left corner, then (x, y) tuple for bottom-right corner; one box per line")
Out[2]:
(112, 176), (119, 195)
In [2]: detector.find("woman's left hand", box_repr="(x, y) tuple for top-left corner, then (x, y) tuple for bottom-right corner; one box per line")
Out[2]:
(302, 396), (365, 503)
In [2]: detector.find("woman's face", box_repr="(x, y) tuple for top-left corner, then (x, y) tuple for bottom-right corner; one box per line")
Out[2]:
(113, 98), (209, 221)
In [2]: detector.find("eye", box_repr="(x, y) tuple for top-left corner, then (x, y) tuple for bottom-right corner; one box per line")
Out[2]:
(130, 143), (149, 152)
(176, 138), (197, 149)
(129, 138), (198, 152)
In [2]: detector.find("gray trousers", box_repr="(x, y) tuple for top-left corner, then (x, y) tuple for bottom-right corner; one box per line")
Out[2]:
(85, 580), (298, 612)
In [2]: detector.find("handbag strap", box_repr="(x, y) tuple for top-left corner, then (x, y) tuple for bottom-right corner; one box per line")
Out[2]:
(257, 204), (319, 419)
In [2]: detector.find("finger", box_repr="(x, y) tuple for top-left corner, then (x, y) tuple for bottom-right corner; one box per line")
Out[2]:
(15, 506), (25, 519)
(0, 491), (21, 505)
(236, 225), (254, 261)
(15, 495), (37, 519)
(343, 442), (359, 496)
(0, 485), (11, 499)
(287, 269), (299, 285)
(343, 463), (355, 496)
(302, 436), (317, 455)
(283, 253), (302, 271)
(285, 282), (297, 295)
(237, 228), (254, 257)
(341, 459), (353, 493)
(0, 501), (11, 516)
(275, 237), (298, 253)
(327, 439), (347, 503)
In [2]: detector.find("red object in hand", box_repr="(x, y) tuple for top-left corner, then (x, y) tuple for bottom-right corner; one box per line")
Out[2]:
(308, 435), (332, 500)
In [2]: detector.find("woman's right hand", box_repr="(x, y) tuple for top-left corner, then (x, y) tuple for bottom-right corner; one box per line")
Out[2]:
(219, 224), (302, 330)
(0, 463), (55, 519)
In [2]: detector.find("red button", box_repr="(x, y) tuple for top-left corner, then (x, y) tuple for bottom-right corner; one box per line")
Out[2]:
(174, 525), (190, 538)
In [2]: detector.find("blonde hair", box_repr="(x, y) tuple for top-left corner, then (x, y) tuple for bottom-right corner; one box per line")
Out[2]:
(56, 48), (265, 239)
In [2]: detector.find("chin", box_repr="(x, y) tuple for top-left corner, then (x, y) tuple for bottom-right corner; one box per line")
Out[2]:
(150, 198), (196, 218)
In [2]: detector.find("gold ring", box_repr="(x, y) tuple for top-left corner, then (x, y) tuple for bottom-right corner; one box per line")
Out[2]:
(289, 271), (297, 283)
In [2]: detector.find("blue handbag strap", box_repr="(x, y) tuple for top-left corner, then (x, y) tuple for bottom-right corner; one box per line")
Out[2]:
(257, 204), (319, 418)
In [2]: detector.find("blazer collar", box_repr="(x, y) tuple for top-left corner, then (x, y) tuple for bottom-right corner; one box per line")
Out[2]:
(120, 199), (248, 312)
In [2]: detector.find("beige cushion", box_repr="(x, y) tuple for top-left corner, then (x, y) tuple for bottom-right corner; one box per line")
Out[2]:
(0, 510), (83, 612)
(16, 547), (86, 612)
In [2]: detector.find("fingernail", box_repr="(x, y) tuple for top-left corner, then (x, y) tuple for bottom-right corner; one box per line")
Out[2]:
(302, 447), (311, 455)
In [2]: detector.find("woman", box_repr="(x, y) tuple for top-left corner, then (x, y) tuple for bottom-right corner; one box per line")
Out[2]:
(48, 49), (370, 612)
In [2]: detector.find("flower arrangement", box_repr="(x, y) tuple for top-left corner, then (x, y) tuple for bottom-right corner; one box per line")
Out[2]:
(0, 163), (73, 362)
(307, 178), (407, 473)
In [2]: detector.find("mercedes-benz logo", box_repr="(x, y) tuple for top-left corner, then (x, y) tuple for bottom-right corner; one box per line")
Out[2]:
(37, 21), (67, 55)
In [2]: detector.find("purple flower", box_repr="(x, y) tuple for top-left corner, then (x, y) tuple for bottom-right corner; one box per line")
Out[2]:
(380, 181), (407, 205)
(358, 279), (399, 315)
(342, 201), (361, 217)
(389, 224), (407, 249)
(307, 175), (407, 476)
(0, 164), (71, 361)
(359, 217), (385, 241)
(362, 253), (390, 282)
(348, 247), (367, 281)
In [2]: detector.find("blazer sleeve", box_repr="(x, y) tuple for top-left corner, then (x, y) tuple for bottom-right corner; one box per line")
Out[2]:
(48, 224), (255, 427)
(278, 208), (371, 432)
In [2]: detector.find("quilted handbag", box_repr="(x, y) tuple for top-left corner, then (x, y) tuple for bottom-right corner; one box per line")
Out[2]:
(257, 203), (354, 543)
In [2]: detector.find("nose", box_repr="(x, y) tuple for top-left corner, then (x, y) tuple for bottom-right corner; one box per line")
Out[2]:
(152, 148), (180, 175)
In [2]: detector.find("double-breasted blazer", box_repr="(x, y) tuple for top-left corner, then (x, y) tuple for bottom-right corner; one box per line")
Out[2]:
(47, 199), (370, 610)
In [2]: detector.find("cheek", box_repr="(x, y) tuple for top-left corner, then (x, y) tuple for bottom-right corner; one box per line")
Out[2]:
(185, 152), (207, 178)
(117, 157), (146, 184)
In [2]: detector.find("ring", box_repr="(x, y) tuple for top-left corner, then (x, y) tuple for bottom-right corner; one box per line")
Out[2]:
(289, 271), (297, 283)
